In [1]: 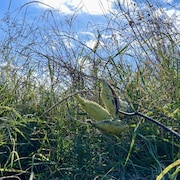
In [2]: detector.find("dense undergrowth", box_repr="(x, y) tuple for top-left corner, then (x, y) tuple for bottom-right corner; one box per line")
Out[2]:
(0, 1), (180, 179)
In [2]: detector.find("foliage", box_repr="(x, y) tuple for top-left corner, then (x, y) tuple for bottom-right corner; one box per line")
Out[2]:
(0, 0), (179, 179)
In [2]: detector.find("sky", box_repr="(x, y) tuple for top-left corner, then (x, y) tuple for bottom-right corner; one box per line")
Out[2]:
(0, 0), (179, 19)
(0, 0), (179, 88)
(0, 0), (179, 50)
(0, 0), (179, 69)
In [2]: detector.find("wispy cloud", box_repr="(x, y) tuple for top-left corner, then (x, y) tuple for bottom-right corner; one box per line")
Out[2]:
(85, 39), (104, 49)
(165, 8), (180, 28)
(37, 0), (115, 15)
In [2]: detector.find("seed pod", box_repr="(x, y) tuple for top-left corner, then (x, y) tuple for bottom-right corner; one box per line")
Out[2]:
(75, 94), (112, 121)
(100, 79), (120, 118)
(89, 119), (127, 135)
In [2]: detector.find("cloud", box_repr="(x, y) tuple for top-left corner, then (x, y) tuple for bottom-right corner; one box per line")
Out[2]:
(165, 8), (180, 28)
(37, 0), (115, 15)
(85, 39), (104, 49)
(150, 7), (180, 29)
(163, 0), (173, 3)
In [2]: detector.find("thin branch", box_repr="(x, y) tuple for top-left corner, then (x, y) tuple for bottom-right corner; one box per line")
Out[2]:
(40, 90), (89, 117)
(119, 110), (180, 140)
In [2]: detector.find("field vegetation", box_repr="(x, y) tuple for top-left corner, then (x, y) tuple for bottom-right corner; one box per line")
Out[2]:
(0, 0), (179, 179)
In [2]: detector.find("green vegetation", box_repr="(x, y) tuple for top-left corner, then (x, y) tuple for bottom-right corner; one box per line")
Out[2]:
(0, 1), (179, 179)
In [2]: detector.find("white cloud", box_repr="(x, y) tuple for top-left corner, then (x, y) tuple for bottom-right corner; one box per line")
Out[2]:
(163, 0), (173, 3)
(85, 39), (104, 49)
(37, 0), (115, 15)
(37, 0), (72, 14)
(79, 32), (94, 37)
(85, 39), (97, 49)
(165, 8), (180, 27)
(152, 7), (180, 29)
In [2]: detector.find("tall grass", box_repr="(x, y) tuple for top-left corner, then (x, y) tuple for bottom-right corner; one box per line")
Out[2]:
(0, 0), (179, 179)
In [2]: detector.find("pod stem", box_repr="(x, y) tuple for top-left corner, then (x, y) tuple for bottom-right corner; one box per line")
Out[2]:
(118, 110), (180, 140)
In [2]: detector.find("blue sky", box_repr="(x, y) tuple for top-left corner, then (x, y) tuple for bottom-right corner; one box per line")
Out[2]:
(0, 0), (179, 73)
(0, 0), (179, 51)
(0, 0), (179, 87)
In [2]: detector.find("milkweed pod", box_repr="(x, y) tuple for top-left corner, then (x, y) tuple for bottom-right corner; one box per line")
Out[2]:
(118, 98), (132, 118)
(75, 94), (112, 121)
(100, 79), (120, 119)
(90, 119), (127, 135)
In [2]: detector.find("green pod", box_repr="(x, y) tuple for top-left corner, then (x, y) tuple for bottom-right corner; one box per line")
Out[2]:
(75, 94), (112, 121)
(100, 79), (119, 119)
(91, 119), (127, 135)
